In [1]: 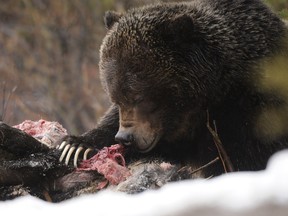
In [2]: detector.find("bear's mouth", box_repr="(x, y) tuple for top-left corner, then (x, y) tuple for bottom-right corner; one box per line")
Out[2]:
(137, 134), (161, 153)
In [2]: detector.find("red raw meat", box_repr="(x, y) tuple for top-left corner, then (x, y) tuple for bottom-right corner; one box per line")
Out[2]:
(13, 119), (130, 187)
(13, 119), (67, 147)
(77, 144), (131, 185)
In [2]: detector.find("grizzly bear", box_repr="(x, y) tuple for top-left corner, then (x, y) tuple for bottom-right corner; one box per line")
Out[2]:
(59, 0), (288, 177)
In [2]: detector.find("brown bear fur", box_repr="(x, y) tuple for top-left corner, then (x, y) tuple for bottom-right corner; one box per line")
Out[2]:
(61, 0), (288, 177)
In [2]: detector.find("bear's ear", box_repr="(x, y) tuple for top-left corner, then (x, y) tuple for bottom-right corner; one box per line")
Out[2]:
(104, 11), (123, 29)
(163, 15), (195, 44)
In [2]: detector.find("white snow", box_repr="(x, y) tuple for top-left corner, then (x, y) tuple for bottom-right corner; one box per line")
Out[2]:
(1, 150), (288, 216)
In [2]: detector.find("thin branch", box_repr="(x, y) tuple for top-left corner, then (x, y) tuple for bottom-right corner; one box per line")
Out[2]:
(205, 175), (214, 180)
(0, 82), (17, 121)
(206, 110), (234, 173)
(190, 157), (220, 175)
(1, 82), (6, 121)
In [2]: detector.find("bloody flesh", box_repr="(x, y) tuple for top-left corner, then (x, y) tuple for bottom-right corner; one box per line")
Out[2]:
(77, 144), (131, 185)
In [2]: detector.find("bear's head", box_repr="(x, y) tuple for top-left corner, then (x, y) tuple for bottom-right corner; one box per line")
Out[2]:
(99, 5), (225, 152)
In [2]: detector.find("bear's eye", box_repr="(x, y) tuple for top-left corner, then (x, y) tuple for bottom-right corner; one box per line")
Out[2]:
(138, 100), (160, 113)
(133, 95), (144, 105)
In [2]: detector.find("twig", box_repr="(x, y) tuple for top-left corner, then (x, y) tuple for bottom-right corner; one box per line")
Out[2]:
(190, 157), (220, 175)
(0, 82), (17, 121)
(206, 110), (234, 173)
(205, 175), (214, 180)
(1, 82), (6, 121)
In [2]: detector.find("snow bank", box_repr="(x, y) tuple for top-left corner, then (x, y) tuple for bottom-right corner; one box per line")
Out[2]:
(1, 150), (288, 216)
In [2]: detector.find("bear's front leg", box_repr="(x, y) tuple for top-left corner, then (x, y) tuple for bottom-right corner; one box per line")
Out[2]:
(57, 104), (119, 167)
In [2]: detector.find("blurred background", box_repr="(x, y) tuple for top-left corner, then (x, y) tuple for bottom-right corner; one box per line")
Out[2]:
(0, 0), (287, 135)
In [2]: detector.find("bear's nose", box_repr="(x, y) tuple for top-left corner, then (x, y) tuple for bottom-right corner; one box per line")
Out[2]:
(115, 131), (134, 146)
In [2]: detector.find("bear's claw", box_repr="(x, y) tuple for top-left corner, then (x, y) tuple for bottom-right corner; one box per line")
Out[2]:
(57, 141), (94, 167)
